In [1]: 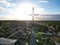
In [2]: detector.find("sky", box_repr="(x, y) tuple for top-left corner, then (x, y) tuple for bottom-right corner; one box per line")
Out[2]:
(0, 0), (60, 20)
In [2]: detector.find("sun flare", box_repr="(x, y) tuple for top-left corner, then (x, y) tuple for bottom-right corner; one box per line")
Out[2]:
(7, 3), (44, 20)
(14, 3), (34, 20)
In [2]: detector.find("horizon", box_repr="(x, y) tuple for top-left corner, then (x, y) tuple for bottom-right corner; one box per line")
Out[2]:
(0, 14), (60, 21)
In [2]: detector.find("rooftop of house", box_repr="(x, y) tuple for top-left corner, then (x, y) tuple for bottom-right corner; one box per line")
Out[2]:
(0, 38), (17, 44)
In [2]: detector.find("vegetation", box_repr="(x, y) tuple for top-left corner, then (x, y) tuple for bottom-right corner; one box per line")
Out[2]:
(0, 21), (60, 45)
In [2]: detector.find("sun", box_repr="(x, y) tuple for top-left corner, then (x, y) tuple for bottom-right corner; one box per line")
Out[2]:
(7, 3), (44, 20)
(12, 3), (35, 20)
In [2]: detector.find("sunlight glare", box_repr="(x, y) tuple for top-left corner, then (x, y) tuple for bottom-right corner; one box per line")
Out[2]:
(8, 3), (44, 20)
(13, 3), (35, 20)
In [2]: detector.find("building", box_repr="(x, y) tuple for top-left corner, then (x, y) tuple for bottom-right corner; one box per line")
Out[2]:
(0, 38), (17, 45)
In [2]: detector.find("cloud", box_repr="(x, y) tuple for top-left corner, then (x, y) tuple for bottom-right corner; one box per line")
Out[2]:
(0, 0), (17, 15)
(39, 0), (48, 3)
(0, 7), (4, 12)
(0, 7), (7, 13)
(0, 2), (45, 20)
(0, 0), (17, 7)
(0, 0), (60, 20)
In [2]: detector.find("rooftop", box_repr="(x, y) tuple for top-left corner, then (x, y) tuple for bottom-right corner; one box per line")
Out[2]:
(0, 38), (17, 44)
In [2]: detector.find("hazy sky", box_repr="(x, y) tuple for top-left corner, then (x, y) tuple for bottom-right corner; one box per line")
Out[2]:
(0, 0), (60, 20)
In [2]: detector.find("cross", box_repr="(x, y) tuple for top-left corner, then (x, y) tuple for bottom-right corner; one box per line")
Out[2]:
(29, 7), (37, 45)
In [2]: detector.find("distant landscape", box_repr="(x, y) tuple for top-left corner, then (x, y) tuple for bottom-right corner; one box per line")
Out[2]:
(0, 20), (60, 45)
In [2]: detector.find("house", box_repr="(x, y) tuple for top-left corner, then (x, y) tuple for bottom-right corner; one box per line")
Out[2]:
(0, 38), (17, 45)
